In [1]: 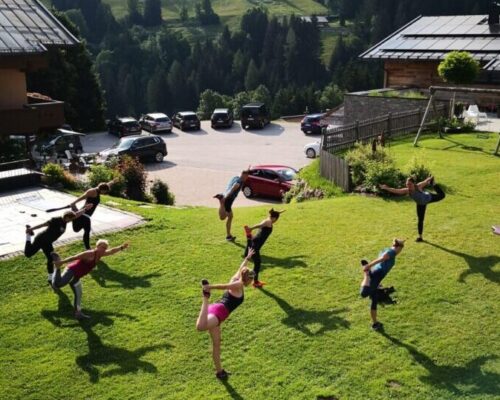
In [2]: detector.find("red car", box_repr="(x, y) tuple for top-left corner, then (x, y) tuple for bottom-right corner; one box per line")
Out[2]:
(242, 165), (297, 199)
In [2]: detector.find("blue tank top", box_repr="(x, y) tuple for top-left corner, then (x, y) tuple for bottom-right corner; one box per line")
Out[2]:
(410, 189), (432, 205)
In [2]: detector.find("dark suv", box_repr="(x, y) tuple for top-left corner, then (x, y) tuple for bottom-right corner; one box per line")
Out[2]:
(99, 135), (167, 163)
(211, 108), (234, 129)
(241, 103), (270, 129)
(172, 111), (201, 131)
(108, 117), (142, 137)
(301, 113), (327, 135)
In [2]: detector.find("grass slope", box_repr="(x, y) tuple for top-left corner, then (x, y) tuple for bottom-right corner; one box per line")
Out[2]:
(0, 134), (499, 400)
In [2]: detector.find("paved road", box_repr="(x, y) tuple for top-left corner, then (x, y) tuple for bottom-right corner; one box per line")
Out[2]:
(82, 120), (321, 207)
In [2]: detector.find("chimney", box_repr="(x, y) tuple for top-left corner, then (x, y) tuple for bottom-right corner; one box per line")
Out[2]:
(489, 2), (499, 25)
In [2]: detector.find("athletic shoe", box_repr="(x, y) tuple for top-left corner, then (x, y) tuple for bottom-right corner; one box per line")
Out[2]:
(215, 369), (229, 380)
(213, 194), (223, 200)
(75, 310), (91, 320)
(415, 237), (424, 243)
(25, 225), (34, 236)
(253, 280), (266, 288)
(244, 225), (252, 239)
(361, 259), (368, 267)
(371, 321), (384, 331)
(226, 235), (236, 242)
(51, 252), (61, 264)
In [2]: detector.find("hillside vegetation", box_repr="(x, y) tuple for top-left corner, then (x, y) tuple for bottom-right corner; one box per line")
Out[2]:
(1, 133), (499, 399)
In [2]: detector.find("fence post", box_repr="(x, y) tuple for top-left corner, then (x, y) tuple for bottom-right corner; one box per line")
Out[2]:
(355, 120), (359, 141)
(387, 112), (392, 140)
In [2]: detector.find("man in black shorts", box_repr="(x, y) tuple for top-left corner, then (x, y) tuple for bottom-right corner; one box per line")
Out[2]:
(24, 204), (92, 286)
(214, 170), (249, 241)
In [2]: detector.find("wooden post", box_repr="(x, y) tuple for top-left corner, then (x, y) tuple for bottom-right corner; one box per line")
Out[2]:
(387, 112), (392, 140)
(355, 120), (359, 142)
(414, 94), (434, 147)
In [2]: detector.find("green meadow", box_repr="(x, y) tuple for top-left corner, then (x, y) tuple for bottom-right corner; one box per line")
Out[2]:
(0, 133), (499, 399)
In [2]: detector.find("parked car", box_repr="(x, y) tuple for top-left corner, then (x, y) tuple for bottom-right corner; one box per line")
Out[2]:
(32, 129), (85, 159)
(139, 113), (173, 133)
(241, 165), (297, 199)
(304, 141), (321, 158)
(241, 103), (270, 130)
(301, 113), (327, 135)
(172, 111), (201, 131)
(98, 135), (167, 163)
(107, 117), (142, 137)
(211, 108), (234, 128)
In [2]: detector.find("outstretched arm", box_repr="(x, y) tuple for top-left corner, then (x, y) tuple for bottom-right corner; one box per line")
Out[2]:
(70, 188), (95, 206)
(224, 182), (241, 199)
(103, 242), (129, 257)
(56, 249), (94, 266)
(417, 176), (432, 191)
(30, 221), (49, 231)
(248, 219), (270, 231)
(379, 184), (408, 195)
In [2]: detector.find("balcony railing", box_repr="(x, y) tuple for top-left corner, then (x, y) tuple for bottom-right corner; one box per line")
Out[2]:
(0, 100), (65, 136)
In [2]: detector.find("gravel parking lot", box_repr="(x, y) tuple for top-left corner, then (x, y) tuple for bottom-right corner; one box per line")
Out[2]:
(82, 120), (321, 207)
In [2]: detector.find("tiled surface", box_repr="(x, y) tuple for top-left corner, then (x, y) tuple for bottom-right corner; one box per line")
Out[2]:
(0, 188), (143, 259)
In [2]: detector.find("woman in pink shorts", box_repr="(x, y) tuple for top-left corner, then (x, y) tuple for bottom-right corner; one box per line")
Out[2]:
(196, 249), (255, 380)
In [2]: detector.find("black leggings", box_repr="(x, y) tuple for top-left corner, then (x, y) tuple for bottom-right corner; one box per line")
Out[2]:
(244, 239), (262, 281)
(73, 216), (91, 250)
(52, 268), (82, 310)
(24, 236), (54, 274)
(360, 271), (383, 310)
(416, 184), (445, 236)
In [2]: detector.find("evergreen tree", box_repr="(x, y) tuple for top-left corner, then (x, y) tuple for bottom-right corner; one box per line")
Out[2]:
(244, 60), (260, 91)
(143, 0), (162, 27)
(127, 0), (143, 26)
(179, 5), (189, 22)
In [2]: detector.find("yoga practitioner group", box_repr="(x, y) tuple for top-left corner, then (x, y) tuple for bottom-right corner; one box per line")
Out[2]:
(23, 169), (446, 379)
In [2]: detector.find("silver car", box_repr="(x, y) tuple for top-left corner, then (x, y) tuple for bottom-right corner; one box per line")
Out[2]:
(139, 113), (173, 133)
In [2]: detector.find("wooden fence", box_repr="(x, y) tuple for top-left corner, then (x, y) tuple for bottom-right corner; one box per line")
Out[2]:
(319, 104), (447, 190)
(322, 104), (447, 152)
(319, 149), (351, 192)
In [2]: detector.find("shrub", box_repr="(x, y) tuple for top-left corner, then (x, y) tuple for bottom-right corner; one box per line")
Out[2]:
(405, 156), (432, 183)
(364, 161), (405, 193)
(438, 51), (480, 84)
(42, 163), (77, 189)
(88, 164), (126, 197)
(150, 179), (175, 205)
(117, 156), (147, 201)
(345, 143), (391, 186)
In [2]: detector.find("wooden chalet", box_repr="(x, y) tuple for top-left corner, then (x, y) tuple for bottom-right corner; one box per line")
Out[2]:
(0, 0), (79, 140)
(360, 10), (500, 91)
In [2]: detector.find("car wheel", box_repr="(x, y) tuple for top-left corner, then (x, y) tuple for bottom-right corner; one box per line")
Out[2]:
(260, 121), (264, 129)
(154, 152), (164, 163)
(242, 186), (253, 198)
(306, 148), (316, 158)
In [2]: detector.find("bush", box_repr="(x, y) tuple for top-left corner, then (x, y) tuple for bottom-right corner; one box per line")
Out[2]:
(438, 51), (480, 84)
(150, 179), (175, 205)
(405, 156), (432, 183)
(345, 143), (391, 186)
(117, 156), (147, 201)
(88, 164), (126, 197)
(364, 161), (405, 193)
(42, 163), (77, 189)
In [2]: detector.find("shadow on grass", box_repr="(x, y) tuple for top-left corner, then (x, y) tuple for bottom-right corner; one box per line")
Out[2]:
(231, 242), (308, 270)
(441, 137), (492, 155)
(260, 288), (350, 336)
(220, 380), (244, 400)
(426, 242), (500, 284)
(42, 291), (172, 383)
(90, 260), (161, 289)
(380, 331), (500, 396)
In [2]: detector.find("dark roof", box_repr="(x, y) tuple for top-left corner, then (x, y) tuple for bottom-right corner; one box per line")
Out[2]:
(0, 0), (79, 55)
(360, 15), (500, 66)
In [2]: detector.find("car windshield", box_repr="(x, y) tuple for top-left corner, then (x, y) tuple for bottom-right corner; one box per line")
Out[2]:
(123, 121), (139, 127)
(276, 168), (297, 181)
(112, 138), (135, 150)
(183, 115), (197, 121)
(242, 109), (258, 117)
(212, 113), (227, 118)
(155, 117), (169, 122)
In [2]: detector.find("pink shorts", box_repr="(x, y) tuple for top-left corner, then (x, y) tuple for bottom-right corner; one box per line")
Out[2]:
(208, 303), (230, 324)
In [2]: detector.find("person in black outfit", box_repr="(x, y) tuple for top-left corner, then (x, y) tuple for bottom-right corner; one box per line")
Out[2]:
(24, 205), (92, 285)
(196, 249), (255, 380)
(70, 181), (114, 249)
(243, 208), (285, 287)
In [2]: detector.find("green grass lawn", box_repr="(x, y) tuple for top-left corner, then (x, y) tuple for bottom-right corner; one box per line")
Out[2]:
(0, 133), (499, 399)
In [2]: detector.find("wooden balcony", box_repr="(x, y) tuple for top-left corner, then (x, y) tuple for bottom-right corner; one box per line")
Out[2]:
(0, 100), (65, 136)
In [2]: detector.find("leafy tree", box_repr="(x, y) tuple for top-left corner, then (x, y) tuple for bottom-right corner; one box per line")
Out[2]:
(143, 0), (162, 27)
(251, 85), (271, 108)
(438, 51), (480, 84)
(232, 91), (252, 119)
(319, 83), (344, 111)
(197, 89), (226, 119)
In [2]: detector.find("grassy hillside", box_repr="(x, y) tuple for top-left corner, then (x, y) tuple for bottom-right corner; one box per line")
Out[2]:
(0, 133), (499, 399)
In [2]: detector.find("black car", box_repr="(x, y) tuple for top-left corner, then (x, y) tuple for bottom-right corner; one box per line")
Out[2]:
(301, 113), (327, 135)
(172, 111), (201, 131)
(107, 117), (142, 137)
(211, 108), (234, 128)
(241, 103), (270, 130)
(99, 135), (167, 163)
(32, 129), (85, 158)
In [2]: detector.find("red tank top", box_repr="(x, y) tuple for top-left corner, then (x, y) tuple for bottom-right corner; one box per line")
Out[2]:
(68, 250), (98, 279)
